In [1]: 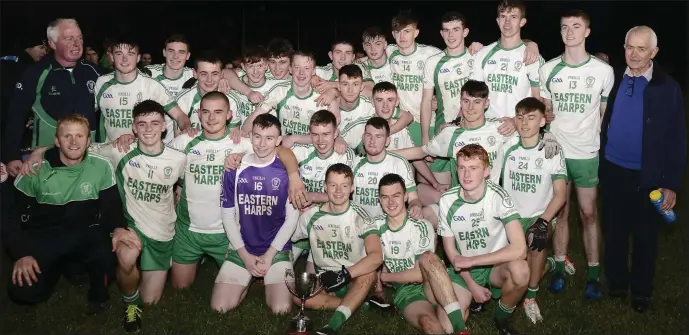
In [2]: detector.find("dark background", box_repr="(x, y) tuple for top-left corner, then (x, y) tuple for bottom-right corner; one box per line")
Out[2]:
(1, 0), (688, 88)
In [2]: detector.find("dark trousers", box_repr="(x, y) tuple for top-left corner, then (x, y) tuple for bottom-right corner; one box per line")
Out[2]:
(7, 224), (114, 305)
(600, 158), (662, 298)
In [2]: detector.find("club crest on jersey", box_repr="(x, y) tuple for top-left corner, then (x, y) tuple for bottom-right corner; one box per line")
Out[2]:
(344, 226), (351, 237)
(468, 59), (474, 68)
(272, 177), (281, 190)
(419, 236), (430, 248)
(80, 182), (93, 196)
(586, 76), (595, 88)
(136, 92), (143, 104)
(535, 158), (544, 169)
(164, 166), (173, 179)
(417, 61), (424, 70)
(87, 80), (96, 93)
(514, 61), (523, 71)
(224, 149), (233, 157)
(502, 196), (514, 208)
(405, 240), (411, 252)
(487, 136), (496, 146)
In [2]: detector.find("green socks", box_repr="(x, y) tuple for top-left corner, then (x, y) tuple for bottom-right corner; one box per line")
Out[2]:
(494, 300), (516, 322)
(587, 263), (600, 281)
(327, 306), (352, 331)
(554, 255), (566, 274)
(526, 286), (539, 299)
(443, 302), (467, 331)
(122, 290), (142, 305)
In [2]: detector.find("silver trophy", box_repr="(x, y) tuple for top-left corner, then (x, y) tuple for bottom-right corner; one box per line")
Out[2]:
(285, 269), (323, 334)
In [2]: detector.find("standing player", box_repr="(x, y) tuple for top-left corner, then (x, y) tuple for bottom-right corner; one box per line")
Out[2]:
(438, 144), (529, 335)
(356, 27), (393, 84)
(94, 39), (191, 143)
(175, 51), (229, 130)
(500, 98), (567, 323)
(312, 41), (374, 95)
(241, 51), (340, 137)
(167, 92), (254, 289)
(145, 34), (194, 97)
(212, 114), (298, 315)
(539, 9), (614, 299)
(470, 0), (544, 119)
(376, 173), (470, 335)
(292, 163), (383, 335)
(352, 117), (422, 218)
(266, 38), (294, 80)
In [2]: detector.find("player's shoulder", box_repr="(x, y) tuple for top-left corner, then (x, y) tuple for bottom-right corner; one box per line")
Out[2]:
(146, 64), (164, 71)
(266, 81), (291, 95)
(303, 204), (322, 218)
(95, 72), (115, 85)
(318, 63), (333, 71)
(350, 203), (373, 221)
(588, 56), (614, 72)
(476, 41), (499, 58)
(387, 150), (411, 164)
(409, 217), (433, 230)
(386, 44), (399, 55)
(86, 151), (115, 171)
(359, 95), (373, 105)
(418, 43), (443, 56)
(485, 180), (511, 200)
(162, 144), (187, 159)
(177, 85), (197, 98)
(439, 185), (461, 203)
(541, 55), (564, 71)
(425, 51), (445, 63)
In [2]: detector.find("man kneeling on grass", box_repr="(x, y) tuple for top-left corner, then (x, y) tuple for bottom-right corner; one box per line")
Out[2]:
(376, 173), (470, 335)
(291, 163), (384, 335)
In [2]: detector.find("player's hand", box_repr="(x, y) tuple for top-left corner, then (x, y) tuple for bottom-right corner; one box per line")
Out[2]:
(310, 76), (323, 90)
(7, 160), (23, 177)
(245, 255), (267, 277)
(469, 284), (492, 303)
(498, 117), (516, 136)
(281, 135), (296, 149)
(256, 254), (273, 275)
(111, 227), (141, 252)
(174, 185), (182, 205)
(526, 218), (549, 252)
(12, 256), (41, 287)
(379, 265), (392, 287)
(468, 42), (484, 56)
(288, 173), (308, 209)
(224, 153), (245, 171)
(424, 156), (435, 163)
(438, 122), (453, 132)
(452, 255), (474, 271)
(431, 95), (438, 112)
(229, 127), (241, 144)
(545, 110), (555, 123)
(185, 126), (200, 137)
(434, 183), (449, 193)
(113, 134), (136, 152)
(319, 266), (352, 293)
(333, 137), (348, 155)
(658, 188), (677, 210)
(408, 202), (423, 220)
(315, 89), (339, 106)
(217, 78), (231, 94)
(523, 41), (540, 65)
(247, 91), (264, 104)
(538, 132), (561, 159)
(313, 80), (332, 94)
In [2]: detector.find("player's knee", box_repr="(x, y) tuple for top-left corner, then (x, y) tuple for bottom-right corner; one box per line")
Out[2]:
(269, 301), (292, 315)
(142, 295), (162, 306)
(418, 313), (440, 332)
(579, 207), (597, 226)
(419, 251), (440, 268)
(115, 248), (138, 271)
(507, 260), (530, 287)
(211, 300), (239, 313)
(7, 283), (49, 306)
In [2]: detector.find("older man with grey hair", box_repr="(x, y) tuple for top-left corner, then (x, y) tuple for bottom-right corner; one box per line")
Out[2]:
(600, 25), (686, 312)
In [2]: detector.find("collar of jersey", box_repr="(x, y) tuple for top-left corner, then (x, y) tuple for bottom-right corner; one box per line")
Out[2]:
(458, 182), (487, 204)
(385, 213), (410, 233)
(365, 150), (388, 164)
(319, 201), (351, 216)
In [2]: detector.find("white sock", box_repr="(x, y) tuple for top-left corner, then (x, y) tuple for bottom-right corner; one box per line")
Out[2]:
(554, 255), (566, 262)
(588, 262), (599, 267)
(336, 305), (352, 319)
(443, 302), (461, 315)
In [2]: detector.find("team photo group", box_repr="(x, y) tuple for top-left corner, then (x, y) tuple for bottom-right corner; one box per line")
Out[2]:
(1, 0), (686, 334)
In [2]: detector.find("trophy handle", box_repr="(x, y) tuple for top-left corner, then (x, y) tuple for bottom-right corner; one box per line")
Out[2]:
(284, 270), (298, 298)
(309, 273), (324, 298)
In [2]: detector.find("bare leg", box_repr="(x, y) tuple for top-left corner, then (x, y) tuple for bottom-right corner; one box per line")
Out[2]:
(402, 301), (446, 334)
(553, 183), (574, 265)
(210, 283), (249, 313)
(171, 262), (198, 289)
(419, 252), (468, 333)
(576, 186), (600, 279)
(140, 271), (168, 305)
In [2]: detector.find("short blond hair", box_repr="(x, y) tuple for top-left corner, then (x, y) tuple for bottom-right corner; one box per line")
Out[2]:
(56, 114), (90, 136)
(47, 18), (79, 43)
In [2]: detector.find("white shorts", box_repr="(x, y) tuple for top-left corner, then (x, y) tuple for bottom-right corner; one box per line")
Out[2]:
(215, 260), (293, 286)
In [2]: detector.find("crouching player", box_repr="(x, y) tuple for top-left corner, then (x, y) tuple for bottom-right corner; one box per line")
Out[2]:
(292, 163), (383, 335)
(500, 98), (566, 323)
(438, 144), (529, 335)
(376, 173), (470, 335)
(213, 114), (299, 314)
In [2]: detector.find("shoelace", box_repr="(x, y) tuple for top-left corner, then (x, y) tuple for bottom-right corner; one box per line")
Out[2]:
(126, 304), (142, 322)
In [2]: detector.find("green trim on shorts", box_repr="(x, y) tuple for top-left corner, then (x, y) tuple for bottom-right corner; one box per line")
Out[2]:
(225, 249), (292, 268)
(392, 284), (428, 314)
(130, 225), (173, 271)
(430, 157), (452, 173)
(172, 225), (229, 266)
(293, 238), (311, 251)
(565, 155), (599, 188)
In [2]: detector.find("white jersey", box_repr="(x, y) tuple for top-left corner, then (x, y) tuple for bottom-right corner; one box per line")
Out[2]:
(340, 114), (414, 151)
(355, 58), (393, 84)
(292, 144), (356, 193)
(437, 181), (521, 256)
(95, 70), (178, 143)
(259, 83), (324, 135)
(292, 203), (378, 271)
(540, 55), (615, 159)
(316, 63), (373, 82)
(501, 138), (568, 218)
(91, 142), (186, 241)
(376, 215), (435, 283)
(169, 132), (253, 233)
(387, 43), (443, 122)
(471, 42), (544, 119)
(146, 64), (195, 97)
(235, 67), (277, 80)
(228, 76), (290, 129)
(339, 96), (376, 133)
(422, 119), (515, 184)
(423, 50), (474, 126)
(175, 85), (236, 130)
(352, 151), (417, 217)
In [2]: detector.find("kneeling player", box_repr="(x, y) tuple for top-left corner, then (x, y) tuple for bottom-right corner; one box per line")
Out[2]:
(438, 144), (529, 335)
(376, 173), (470, 335)
(501, 98), (567, 323)
(292, 163), (383, 335)
(212, 114), (298, 314)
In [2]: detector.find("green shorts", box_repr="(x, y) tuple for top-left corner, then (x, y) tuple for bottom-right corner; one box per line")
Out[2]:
(447, 266), (502, 299)
(225, 249), (292, 267)
(292, 239), (311, 252)
(520, 216), (558, 233)
(172, 226), (229, 266)
(407, 121), (435, 147)
(565, 156), (599, 188)
(430, 157), (453, 173)
(393, 284), (428, 314)
(131, 225), (173, 272)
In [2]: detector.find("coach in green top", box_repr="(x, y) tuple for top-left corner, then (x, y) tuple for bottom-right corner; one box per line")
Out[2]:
(3, 114), (124, 312)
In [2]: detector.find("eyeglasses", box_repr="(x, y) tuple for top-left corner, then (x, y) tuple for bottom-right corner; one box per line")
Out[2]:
(625, 77), (635, 96)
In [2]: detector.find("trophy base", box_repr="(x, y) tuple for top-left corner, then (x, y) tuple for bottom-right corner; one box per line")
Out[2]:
(285, 330), (314, 335)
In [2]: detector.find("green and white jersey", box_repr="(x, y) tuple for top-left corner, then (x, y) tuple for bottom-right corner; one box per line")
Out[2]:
(175, 85), (235, 130)
(471, 42), (544, 119)
(339, 96), (376, 133)
(352, 151), (417, 217)
(501, 138), (567, 218)
(316, 63), (373, 82)
(539, 55), (615, 159)
(437, 181), (521, 256)
(168, 132), (253, 234)
(235, 67), (277, 80)
(259, 83), (325, 135)
(95, 70), (177, 143)
(292, 144), (356, 193)
(376, 215), (434, 287)
(387, 43), (443, 122)
(228, 76), (289, 129)
(91, 142), (186, 241)
(292, 202), (379, 271)
(340, 115), (414, 152)
(423, 50), (474, 127)
(14, 151), (115, 205)
(422, 119), (515, 184)
(355, 58), (392, 84)
(146, 64), (195, 97)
